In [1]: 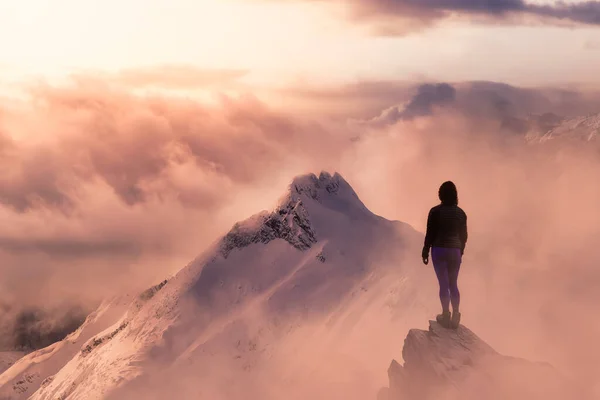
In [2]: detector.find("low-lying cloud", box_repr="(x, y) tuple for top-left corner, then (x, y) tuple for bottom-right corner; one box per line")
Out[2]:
(366, 83), (456, 126)
(357, 80), (600, 132)
(0, 75), (349, 349)
(2, 71), (600, 399)
(106, 65), (248, 89)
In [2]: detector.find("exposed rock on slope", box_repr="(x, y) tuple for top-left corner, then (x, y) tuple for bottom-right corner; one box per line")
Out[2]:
(380, 321), (581, 400)
(219, 198), (316, 258)
(218, 171), (372, 259)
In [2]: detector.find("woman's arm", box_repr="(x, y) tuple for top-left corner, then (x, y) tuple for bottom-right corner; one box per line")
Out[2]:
(460, 212), (468, 254)
(422, 208), (437, 260)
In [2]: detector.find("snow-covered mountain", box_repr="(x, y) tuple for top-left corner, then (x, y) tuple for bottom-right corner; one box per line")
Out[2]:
(525, 112), (600, 143)
(0, 171), (432, 400)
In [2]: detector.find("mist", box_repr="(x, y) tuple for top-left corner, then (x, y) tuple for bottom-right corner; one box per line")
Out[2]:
(1, 73), (600, 398)
(343, 110), (600, 389)
(0, 76), (348, 350)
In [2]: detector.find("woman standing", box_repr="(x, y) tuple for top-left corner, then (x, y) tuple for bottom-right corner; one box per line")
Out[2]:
(422, 181), (468, 329)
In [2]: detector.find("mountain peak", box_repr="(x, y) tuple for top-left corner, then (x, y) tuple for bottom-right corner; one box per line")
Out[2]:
(218, 197), (317, 259)
(284, 171), (370, 215)
(290, 171), (350, 196)
(288, 171), (352, 200)
(379, 321), (579, 400)
(526, 111), (600, 143)
(218, 171), (370, 259)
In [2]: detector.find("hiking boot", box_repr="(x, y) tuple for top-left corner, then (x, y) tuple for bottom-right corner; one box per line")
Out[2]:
(450, 311), (461, 329)
(436, 311), (451, 328)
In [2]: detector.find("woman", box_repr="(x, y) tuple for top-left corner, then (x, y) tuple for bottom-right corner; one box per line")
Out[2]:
(422, 181), (468, 329)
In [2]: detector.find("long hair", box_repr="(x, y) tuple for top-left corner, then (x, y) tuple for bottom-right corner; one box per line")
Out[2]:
(438, 181), (458, 206)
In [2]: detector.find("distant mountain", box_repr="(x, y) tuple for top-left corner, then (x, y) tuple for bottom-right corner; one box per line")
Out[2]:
(0, 172), (428, 400)
(528, 112), (600, 143)
(496, 111), (600, 146)
(501, 112), (564, 136)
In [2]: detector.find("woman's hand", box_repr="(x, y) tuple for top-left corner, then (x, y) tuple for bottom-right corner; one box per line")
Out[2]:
(422, 247), (429, 265)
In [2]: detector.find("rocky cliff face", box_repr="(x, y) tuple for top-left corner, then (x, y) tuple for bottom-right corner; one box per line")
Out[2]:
(379, 321), (584, 400)
(219, 199), (317, 259)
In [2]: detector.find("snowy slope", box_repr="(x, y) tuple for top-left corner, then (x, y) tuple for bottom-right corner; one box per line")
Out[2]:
(0, 171), (431, 400)
(526, 112), (600, 143)
(0, 352), (24, 375)
(0, 296), (135, 399)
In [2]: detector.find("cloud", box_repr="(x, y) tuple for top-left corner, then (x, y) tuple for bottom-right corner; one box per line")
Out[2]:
(110, 65), (248, 89)
(584, 39), (600, 49)
(272, 80), (418, 120)
(3, 70), (600, 391)
(336, 109), (600, 383)
(0, 79), (336, 213)
(75, 65), (249, 90)
(365, 83), (456, 125)
(530, 1), (600, 25)
(280, 0), (600, 34)
(354, 80), (600, 130)
(0, 75), (350, 349)
(0, 304), (87, 351)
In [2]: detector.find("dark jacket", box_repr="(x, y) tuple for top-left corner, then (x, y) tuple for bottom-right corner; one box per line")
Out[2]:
(422, 204), (468, 257)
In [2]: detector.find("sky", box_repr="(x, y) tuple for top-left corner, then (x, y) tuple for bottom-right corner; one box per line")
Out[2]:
(1, 0), (600, 87)
(2, 0), (600, 381)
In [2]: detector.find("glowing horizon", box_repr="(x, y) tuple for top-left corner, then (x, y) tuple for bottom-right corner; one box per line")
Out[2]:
(1, 0), (600, 88)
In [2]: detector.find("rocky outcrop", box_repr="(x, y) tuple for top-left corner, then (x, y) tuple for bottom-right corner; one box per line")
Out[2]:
(219, 198), (317, 258)
(290, 171), (349, 201)
(380, 321), (581, 400)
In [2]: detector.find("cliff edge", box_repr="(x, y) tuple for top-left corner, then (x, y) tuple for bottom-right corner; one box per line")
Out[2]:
(379, 321), (584, 400)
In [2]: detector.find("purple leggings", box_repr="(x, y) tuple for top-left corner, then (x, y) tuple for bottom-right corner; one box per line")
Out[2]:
(431, 247), (462, 312)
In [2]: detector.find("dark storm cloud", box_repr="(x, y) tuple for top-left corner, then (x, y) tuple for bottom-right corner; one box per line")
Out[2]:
(274, 0), (600, 33)
(355, 0), (600, 23)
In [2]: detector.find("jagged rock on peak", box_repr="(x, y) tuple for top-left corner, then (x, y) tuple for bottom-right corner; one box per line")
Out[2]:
(287, 171), (359, 203)
(380, 321), (580, 400)
(219, 197), (317, 258)
(218, 171), (368, 259)
(403, 320), (498, 373)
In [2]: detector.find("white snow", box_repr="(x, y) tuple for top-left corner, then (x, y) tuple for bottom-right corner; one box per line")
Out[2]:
(0, 296), (137, 399)
(0, 171), (431, 400)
